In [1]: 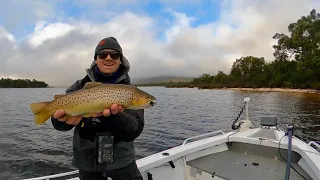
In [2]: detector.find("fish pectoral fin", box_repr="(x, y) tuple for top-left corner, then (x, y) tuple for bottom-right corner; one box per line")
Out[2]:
(54, 94), (67, 99)
(83, 82), (103, 89)
(58, 114), (71, 121)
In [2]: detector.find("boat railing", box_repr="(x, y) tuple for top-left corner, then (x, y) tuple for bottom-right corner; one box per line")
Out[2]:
(182, 130), (225, 145)
(308, 141), (320, 152)
(22, 170), (79, 180)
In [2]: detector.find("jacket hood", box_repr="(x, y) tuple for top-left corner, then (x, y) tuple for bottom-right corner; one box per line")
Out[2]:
(86, 56), (131, 84)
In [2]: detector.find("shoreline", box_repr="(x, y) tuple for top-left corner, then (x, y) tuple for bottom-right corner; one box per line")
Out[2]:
(227, 87), (320, 94)
(159, 85), (320, 94)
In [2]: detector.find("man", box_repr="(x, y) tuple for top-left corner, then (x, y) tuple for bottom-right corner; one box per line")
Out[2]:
(51, 37), (144, 180)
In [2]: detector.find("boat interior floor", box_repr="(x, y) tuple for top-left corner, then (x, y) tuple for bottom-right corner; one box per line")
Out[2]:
(186, 142), (312, 180)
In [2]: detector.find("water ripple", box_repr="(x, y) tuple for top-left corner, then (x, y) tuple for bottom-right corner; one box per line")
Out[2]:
(0, 87), (319, 179)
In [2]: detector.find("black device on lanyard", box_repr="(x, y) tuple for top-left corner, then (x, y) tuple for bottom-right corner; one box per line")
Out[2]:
(96, 132), (114, 163)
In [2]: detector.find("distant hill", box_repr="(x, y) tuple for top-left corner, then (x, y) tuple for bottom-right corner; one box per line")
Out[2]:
(132, 76), (195, 84)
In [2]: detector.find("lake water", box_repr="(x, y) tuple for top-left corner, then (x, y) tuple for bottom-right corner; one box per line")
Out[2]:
(0, 87), (319, 179)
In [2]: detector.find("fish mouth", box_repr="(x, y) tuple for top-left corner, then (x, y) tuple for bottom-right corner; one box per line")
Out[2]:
(149, 101), (156, 107)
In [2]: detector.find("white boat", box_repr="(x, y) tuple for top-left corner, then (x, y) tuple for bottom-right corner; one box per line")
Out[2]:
(23, 97), (320, 180)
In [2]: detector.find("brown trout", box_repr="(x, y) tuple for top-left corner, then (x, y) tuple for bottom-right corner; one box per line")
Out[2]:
(30, 82), (156, 124)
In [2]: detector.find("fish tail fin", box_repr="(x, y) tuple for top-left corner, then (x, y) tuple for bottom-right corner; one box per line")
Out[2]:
(30, 101), (51, 124)
(30, 101), (49, 113)
(34, 111), (52, 124)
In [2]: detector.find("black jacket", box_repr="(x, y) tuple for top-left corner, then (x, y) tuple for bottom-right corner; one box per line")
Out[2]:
(51, 59), (144, 172)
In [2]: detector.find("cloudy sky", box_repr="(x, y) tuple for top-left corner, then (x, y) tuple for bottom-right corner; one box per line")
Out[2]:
(0, 0), (319, 87)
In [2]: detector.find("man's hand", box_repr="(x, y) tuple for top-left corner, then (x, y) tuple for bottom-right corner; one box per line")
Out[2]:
(95, 104), (124, 117)
(52, 109), (83, 125)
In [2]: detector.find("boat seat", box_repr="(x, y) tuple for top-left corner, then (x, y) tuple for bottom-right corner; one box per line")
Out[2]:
(260, 116), (278, 127)
(248, 116), (279, 140)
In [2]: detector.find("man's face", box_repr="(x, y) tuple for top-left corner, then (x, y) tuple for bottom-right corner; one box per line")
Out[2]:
(95, 49), (121, 74)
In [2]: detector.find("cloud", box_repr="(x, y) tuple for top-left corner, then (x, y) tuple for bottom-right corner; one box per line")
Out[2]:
(0, 0), (56, 35)
(0, 0), (319, 87)
(213, 0), (318, 60)
(77, 0), (142, 6)
(0, 27), (16, 74)
(27, 21), (76, 47)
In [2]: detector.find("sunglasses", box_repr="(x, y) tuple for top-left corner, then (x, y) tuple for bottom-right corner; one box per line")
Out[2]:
(97, 51), (121, 60)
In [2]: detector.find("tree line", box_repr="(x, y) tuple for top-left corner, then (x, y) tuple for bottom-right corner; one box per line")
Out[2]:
(165, 9), (320, 90)
(0, 78), (49, 88)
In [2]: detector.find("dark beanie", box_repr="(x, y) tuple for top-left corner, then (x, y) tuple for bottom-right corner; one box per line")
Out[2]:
(94, 37), (123, 60)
